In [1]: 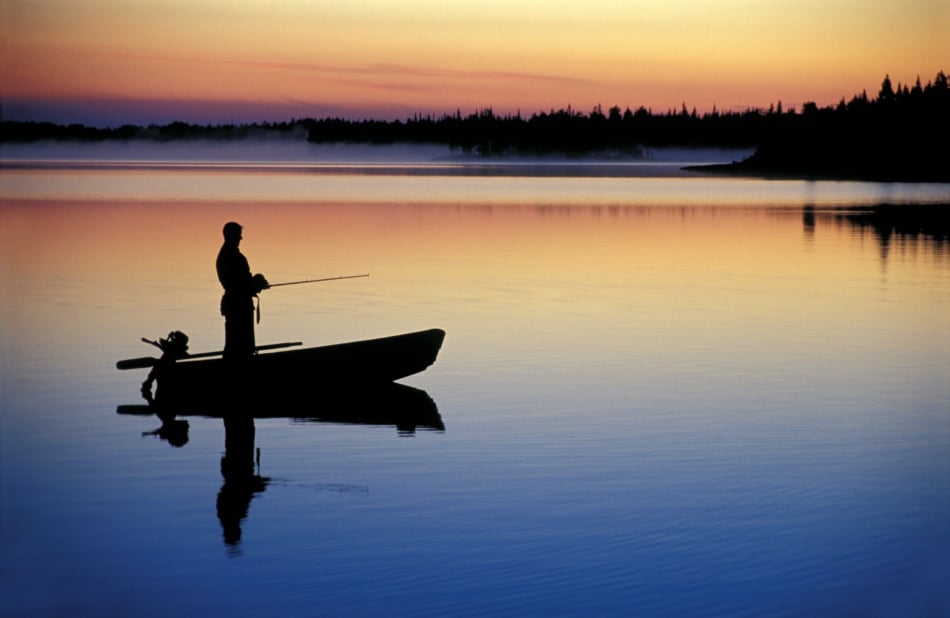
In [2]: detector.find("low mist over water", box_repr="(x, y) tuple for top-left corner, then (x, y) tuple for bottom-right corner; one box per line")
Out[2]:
(1, 136), (755, 170)
(1, 137), (451, 164)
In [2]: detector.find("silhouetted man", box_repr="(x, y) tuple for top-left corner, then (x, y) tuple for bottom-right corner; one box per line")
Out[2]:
(216, 222), (269, 360)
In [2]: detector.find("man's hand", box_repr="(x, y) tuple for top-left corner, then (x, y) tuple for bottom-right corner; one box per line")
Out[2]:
(252, 273), (270, 293)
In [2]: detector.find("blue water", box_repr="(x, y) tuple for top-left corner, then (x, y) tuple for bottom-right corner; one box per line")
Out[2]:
(1, 147), (948, 616)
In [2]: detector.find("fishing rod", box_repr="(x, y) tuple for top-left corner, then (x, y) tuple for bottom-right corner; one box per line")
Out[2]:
(255, 274), (368, 323)
(268, 273), (369, 288)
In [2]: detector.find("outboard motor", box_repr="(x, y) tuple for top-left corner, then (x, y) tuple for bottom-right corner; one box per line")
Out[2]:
(141, 331), (190, 404)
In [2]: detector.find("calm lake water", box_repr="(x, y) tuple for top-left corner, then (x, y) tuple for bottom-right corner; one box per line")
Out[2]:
(1, 142), (949, 617)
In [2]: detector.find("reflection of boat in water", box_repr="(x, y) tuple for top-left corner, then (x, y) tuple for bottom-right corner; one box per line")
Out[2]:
(119, 382), (442, 552)
(118, 328), (446, 407)
(119, 382), (444, 436)
(117, 326), (445, 552)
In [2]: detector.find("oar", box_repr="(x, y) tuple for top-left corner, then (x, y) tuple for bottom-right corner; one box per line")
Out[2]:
(116, 405), (154, 416)
(116, 341), (303, 370)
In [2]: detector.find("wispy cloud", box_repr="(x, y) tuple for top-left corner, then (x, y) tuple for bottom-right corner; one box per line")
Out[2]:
(117, 50), (601, 91)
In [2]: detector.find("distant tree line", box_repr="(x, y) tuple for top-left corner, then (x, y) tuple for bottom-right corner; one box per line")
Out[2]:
(303, 104), (770, 155)
(2, 72), (947, 180)
(303, 71), (949, 167)
(0, 119), (309, 143)
(1, 106), (765, 152)
(717, 71), (950, 181)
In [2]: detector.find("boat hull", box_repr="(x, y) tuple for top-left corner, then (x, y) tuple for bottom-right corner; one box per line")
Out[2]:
(152, 329), (445, 407)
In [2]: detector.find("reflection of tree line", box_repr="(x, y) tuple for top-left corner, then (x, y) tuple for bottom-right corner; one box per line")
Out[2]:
(805, 204), (950, 260)
(4, 72), (946, 179)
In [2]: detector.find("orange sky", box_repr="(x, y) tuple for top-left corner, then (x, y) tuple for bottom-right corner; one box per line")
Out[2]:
(2, 0), (947, 126)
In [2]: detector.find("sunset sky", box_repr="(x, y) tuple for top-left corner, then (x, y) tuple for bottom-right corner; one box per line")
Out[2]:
(2, 0), (947, 127)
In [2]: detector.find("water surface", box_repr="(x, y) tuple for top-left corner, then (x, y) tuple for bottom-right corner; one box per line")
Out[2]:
(1, 149), (948, 617)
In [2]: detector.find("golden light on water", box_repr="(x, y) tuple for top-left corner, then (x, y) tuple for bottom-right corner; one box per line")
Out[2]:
(7, 185), (942, 369)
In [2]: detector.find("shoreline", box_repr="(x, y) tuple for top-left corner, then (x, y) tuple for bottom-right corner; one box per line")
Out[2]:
(683, 162), (950, 184)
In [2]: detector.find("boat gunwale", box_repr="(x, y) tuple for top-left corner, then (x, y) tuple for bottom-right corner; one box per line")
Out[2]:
(170, 328), (446, 367)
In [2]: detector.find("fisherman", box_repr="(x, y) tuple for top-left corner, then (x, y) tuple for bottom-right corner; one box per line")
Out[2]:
(216, 222), (269, 360)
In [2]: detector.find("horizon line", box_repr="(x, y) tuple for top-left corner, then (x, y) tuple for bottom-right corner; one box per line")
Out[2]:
(3, 70), (944, 129)
(0, 95), (877, 130)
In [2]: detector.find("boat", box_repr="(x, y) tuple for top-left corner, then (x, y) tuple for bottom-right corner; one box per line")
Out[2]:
(117, 328), (446, 408)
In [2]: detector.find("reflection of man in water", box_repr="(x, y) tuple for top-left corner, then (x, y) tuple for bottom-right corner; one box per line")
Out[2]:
(216, 222), (269, 359)
(217, 414), (267, 552)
